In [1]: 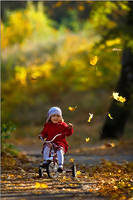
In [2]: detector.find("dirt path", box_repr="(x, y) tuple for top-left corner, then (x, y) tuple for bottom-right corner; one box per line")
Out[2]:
(2, 142), (133, 200)
(1, 151), (106, 200)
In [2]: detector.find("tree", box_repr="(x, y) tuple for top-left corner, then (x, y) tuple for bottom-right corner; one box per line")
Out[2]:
(100, 2), (133, 139)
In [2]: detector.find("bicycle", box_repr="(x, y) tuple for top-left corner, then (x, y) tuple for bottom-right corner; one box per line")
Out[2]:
(38, 134), (77, 179)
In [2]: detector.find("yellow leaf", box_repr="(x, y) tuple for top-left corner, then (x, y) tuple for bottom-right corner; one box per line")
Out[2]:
(35, 182), (48, 189)
(68, 106), (77, 112)
(41, 183), (48, 188)
(108, 113), (113, 120)
(112, 92), (126, 103)
(113, 186), (118, 190)
(69, 158), (74, 163)
(35, 182), (40, 189)
(88, 113), (93, 123)
(76, 170), (81, 175)
(112, 92), (119, 100)
(118, 96), (126, 103)
(63, 176), (66, 180)
(85, 137), (90, 142)
(90, 56), (98, 66)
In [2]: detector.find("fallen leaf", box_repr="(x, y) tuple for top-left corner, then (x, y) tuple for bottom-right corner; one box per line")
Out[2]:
(69, 158), (74, 163)
(77, 170), (81, 175)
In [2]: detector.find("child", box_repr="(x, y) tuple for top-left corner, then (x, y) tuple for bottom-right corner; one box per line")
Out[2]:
(39, 106), (73, 173)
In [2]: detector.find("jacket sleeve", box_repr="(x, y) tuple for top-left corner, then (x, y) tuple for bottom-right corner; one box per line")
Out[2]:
(63, 122), (73, 136)
(40, 123), (48, 139)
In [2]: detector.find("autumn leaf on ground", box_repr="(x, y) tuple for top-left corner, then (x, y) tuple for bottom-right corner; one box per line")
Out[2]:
(88, 113), (93, 123)
(85, 137), (90, 143)
(108, 113), (113, 120)
(68, 106), (77, 112)
(35, 182), (48, 189)
(69, 158), (74, 163)
(76, 170), (81, 175)
(90, 56), (98, 66)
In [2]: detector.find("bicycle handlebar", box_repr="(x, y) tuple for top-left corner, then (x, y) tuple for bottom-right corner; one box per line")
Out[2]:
(39, 133), (62, 143)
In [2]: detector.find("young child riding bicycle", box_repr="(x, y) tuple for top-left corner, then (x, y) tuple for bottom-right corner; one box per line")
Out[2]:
(38, 106), (73, 173)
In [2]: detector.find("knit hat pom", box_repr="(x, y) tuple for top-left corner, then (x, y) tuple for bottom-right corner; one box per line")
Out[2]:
(46, 107), (62, 122)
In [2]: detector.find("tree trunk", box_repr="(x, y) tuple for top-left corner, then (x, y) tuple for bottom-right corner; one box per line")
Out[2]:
(100, 47), (133, 139)
(100, 2), (133, 139)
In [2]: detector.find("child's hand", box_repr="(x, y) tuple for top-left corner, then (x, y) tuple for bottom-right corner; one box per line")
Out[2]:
(38, 135), (43, 140)
(68, 123), (73, 128)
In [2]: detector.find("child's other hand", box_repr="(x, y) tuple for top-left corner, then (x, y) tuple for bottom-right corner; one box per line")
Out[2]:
(68, 123), (73, 128)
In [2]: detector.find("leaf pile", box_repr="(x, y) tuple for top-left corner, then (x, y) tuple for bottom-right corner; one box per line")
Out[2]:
(1, 155), (133, 200)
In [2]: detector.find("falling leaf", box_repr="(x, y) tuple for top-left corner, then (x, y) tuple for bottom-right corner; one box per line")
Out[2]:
(76, 170), (81, 175)
(68, 106), (77, 112)
(69, 158), (74, 163)
(88, 113), (93, 123)
(112, 92), (126, 103)
(118, 96), (126, 103)
(112, 92), (119, 101)
(85, 137), (90, 142)
(90, 56), (98, 66)
(108, 113), (113, 120)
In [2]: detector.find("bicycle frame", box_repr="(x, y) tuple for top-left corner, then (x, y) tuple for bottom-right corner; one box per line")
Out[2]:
(40, 134), (62, 162)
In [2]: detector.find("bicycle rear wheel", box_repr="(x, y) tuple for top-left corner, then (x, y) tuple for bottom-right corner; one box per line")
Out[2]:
(46, 161), (58, 178)
(72, 163), (77, 177)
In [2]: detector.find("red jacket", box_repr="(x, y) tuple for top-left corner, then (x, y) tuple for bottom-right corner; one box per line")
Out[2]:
(40, 121), (73, 153)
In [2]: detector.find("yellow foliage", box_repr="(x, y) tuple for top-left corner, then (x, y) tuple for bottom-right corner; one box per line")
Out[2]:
(90, 56), (98, 66)
(30, 62), (53, 80)
(1, 11), (32, 48)
(106, 38), (121, 47)
(1, 2), (53, 48)
(15, 66), (27, 85)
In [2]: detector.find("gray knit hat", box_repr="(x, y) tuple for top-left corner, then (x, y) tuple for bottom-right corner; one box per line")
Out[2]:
(46, 107), (62, 122)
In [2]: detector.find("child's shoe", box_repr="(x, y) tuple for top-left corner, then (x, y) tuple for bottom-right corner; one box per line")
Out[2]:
(57, 165), (63, 173)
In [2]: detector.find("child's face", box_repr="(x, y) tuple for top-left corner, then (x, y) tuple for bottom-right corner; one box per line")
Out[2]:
(50, 114), (61, 124)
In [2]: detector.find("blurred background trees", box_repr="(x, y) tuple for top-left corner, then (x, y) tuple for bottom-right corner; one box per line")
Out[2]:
(1, 1), (133, 147)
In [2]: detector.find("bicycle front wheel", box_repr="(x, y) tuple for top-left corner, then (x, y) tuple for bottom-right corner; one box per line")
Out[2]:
(46, 161), (59, 178)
